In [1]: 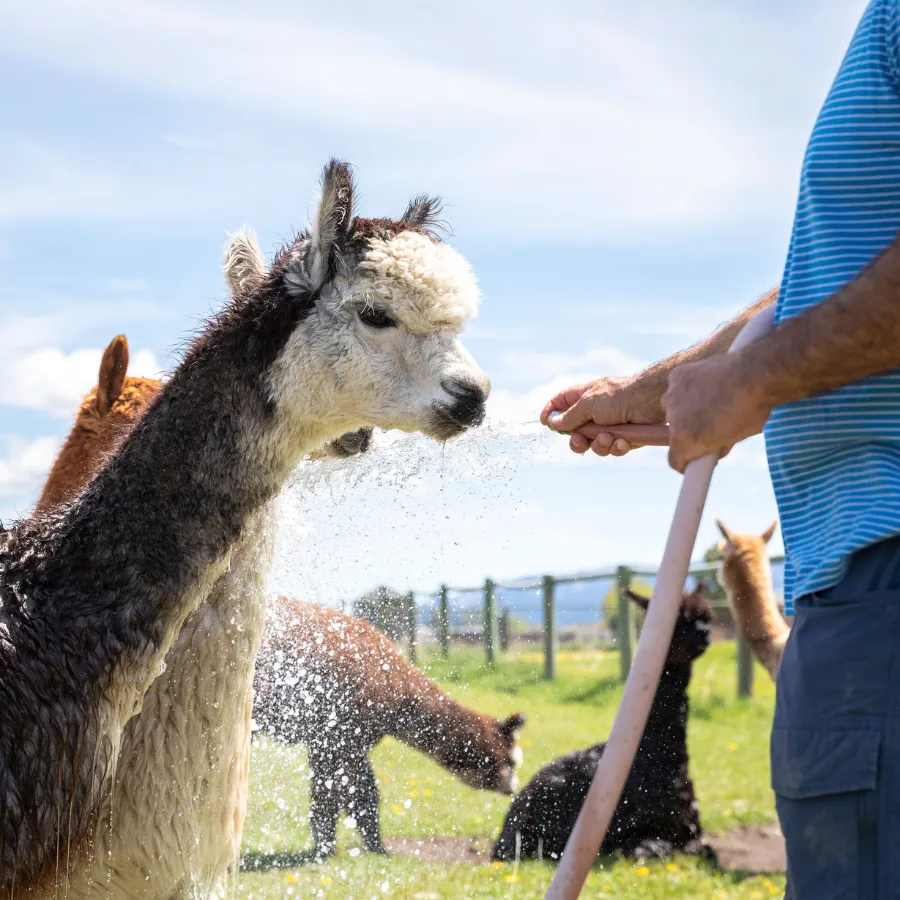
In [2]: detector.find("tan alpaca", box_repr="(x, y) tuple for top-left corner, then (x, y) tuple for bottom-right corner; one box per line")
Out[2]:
(715, 520), (790, 681)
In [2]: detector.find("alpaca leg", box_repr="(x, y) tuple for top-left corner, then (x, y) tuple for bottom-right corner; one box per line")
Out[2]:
(308, 750), (341, 859)
(627, 837), (676, 860)
(348, 755), (386, 854)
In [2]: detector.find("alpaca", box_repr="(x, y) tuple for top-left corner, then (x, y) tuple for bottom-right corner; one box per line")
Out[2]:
(492, 586), (715, 863)
(36, 333), (371, 513)
(0, 159), (489, 896)
(716, 520), (788, 681)
(34, 329), (373, 900)
(252, 595), (526, 859)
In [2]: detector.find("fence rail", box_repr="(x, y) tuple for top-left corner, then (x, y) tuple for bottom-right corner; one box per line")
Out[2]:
(402, 555), (786, 698)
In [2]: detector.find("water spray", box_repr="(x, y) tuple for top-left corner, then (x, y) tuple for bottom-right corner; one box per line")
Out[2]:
(543, 305), (776, 900)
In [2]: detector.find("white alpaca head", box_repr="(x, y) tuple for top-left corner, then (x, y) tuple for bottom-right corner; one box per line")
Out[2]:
(229, 160), (489, 449)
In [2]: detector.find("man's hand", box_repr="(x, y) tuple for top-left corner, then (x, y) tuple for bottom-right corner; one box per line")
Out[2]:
(540, 375), (666, 457)
(662, 355), (770, 473)
(539, 290), (778, 457)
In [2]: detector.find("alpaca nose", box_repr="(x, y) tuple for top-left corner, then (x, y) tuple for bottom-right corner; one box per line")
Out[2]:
(442, 379), (488, 427)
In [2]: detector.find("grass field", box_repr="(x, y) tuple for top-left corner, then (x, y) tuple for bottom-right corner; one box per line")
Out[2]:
(238, 643), (785, 898)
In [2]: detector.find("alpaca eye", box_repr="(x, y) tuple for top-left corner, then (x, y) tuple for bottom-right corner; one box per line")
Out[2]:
(358, 306), (397, 329)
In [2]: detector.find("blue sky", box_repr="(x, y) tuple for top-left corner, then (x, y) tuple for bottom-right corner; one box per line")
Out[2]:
(0, 0), (869, 603)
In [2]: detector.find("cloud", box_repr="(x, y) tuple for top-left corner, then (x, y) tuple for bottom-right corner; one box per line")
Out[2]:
(0, 140), (196, 223)
(0, 436), (60, 500)
(0, 346), (161, 417)
(0, 319), (162, 417)
(0, 0), (862, 235)
(502, 347), (646, 383)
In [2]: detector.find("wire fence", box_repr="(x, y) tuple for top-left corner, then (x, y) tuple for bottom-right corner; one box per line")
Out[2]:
(402, 556), (787, 698)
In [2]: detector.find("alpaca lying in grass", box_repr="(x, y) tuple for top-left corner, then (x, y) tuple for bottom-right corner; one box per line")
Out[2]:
(492, 585), (715, 863)
(716, 520), (789, 681)
(8, 158), (489, 896)
(253, 595), (526, 859)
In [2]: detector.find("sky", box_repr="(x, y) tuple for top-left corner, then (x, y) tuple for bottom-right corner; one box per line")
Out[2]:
(0, 0), (870, 605)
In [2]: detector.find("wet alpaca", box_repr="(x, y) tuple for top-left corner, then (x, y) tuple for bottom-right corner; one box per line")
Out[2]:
(34, 332), (375, 899)
(716, 520), (788, 681)
(2, 159), (489, 896)
(492, 586), (715, 863)
(253, 596), (526, 859)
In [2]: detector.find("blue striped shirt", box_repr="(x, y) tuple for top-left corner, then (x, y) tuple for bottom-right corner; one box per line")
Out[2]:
(766, 0), (900, 614)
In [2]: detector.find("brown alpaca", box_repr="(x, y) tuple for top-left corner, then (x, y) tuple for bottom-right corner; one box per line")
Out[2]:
(253, 595), (526, 859)
(716, 520), (790, 681)
(35, 336), (158, 514)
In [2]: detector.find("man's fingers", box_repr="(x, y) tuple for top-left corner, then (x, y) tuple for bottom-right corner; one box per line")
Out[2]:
(553, 397), (594, 434)
(541, 383), (590, 426)
(590, 432), (615, 456)
(569, 433), (591, 454)
(607, 438), (631, 457)
(540, 401), (559, 426)
(668, 445), (686, 475)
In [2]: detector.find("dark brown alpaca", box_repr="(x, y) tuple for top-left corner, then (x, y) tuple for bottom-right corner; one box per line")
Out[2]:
(0, 159), (489, 896)
(253, 595), (526, 859)
(33, 332), (375, 899)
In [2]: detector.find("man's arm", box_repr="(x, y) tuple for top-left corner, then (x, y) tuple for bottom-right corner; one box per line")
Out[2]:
(665, 238), (900, 471)
(541, 288), (778, 456)
(638, 288), (778, 400)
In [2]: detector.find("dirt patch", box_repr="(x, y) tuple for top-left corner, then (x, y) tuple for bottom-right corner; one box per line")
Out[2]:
(386, 824), (786, 875)
(708, 823), (786, 874)
(383, 837), (493, 865)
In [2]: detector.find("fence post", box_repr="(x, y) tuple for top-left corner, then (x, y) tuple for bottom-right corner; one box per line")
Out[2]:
(499, 608), (510, 652)
(406, 591), (417, 666)
(437, 585), (450, 659)
(616, 566), (634, 682)
(543, 575), (557, 681)
(737, 634), (754, 698)
(484, 578), (499, 667)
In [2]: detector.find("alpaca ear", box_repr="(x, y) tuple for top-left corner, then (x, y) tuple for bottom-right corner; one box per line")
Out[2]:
(223, 226), (265, 295)
(715, 519), (736, 555)
(499, 713), (526, 738)
(400, 194), (444, 233)
(96, 335), (129, 416)
(624, 588), (650, 610)
(304, 159), (356, 291)
(761, 521), (778, 544)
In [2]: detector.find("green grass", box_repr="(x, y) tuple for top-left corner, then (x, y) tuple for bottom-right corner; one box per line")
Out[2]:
(239, 643), (784, 898)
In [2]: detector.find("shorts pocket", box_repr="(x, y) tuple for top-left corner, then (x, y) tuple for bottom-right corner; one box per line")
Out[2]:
(773, 728), (880, 900)
(776, 592), (898, 727)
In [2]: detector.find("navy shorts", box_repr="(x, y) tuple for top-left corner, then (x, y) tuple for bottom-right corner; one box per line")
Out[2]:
(773, 535), (900, 899)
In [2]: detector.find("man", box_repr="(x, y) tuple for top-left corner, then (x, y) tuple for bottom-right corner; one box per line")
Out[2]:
(542, 3), (900, 897)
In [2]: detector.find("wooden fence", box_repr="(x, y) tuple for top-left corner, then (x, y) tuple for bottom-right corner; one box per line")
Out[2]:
(408, 556), (786, 699)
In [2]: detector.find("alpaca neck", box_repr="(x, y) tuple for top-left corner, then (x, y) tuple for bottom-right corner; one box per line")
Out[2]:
(639, 663), (691, 762)
(41, 297), (326, 656)
(0, 282), (333, 891)
(393, 679), (488, 763)
(723, 551), (789, 678)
